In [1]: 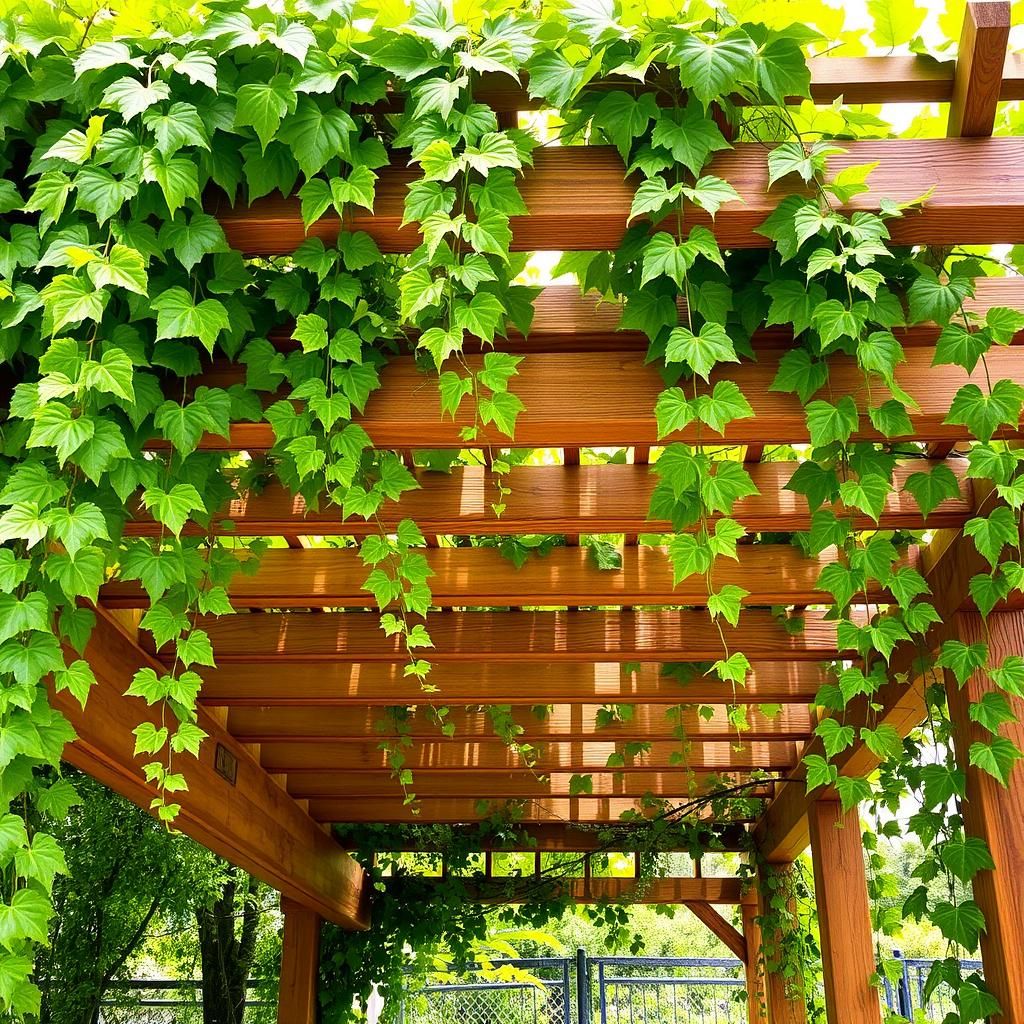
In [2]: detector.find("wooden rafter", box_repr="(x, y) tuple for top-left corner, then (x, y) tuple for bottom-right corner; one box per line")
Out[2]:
(123, 459), (976, 539)
(100, 543), (912, 609)
(212, 139), (1024, 254)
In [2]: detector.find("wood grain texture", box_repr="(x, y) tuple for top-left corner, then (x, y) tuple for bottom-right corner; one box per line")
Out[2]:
(312, 795), (756, 826)
(741, 902), (769, 1024)
(808, 801), (881, 1024)
(197, 660), (825, 708)
(122, 460), (976, 538)
(277, 899), (320, 1024)
(388, 876), (754, 905)
(685, 902), (747, 960)
(229, 703), (813, 743)
(262, 738), (796, 773)
(283, 770), (776, 800)
(946, 611), (1024, 1024)
(52, 608), (369, 928)
(168, 609), (840, 663)
(948, 1), (1011, 136)
(756, 863), (808, 1024)
(212, 140), (1024, 255)
(100, 544), (905, 609)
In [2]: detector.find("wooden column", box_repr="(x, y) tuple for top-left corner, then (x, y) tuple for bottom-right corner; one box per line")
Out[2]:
(807, 801), (880, 1024)
(741, 902), (769, 1024)
(946, 611), (1024, 1023)
(948, 1), (1011, 137)
(278, 898), (322, 1024)
(756, 863), (807, 1024)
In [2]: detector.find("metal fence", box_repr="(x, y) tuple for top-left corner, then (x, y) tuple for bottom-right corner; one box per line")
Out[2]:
(99, 979), (273, 1024)
(881, 952), (984, 1022)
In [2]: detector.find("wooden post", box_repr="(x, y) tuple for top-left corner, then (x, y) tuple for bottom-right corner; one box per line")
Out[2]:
(278, 898), (322, 1024)
(755, 863), (806, 1024)
(948, 1), (1010, 137)
(946, 611), (1024, 1023)
(807, 801), (880, 1024)
(741, 902), (769, 1024)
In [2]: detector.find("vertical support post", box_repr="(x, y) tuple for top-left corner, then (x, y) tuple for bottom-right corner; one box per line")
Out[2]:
(756, 863), (806, 1024)
(946, 610), (1024, 1023)
(741, 902), (769, 1024)
(807, 800), (880, 1024)
(947, 1), (1010, 137)
(278, 897), (322, 1024)
(576, 947), (591, 1024)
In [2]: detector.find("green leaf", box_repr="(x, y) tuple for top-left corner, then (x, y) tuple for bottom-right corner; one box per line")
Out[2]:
(568, 773), (593, 796)
(868, 0), (927, 47)
(805, 396), (859, 447)
(235, 76), (295, 151)
(964, 505), (1018, 568)
(969, 690), (1016, 735)
(14, 832), (67, 892)
(933, 323), (991, 373)
(707, 584), (747, 626)
(141, 149), (199, 216)
(0, 889), (52, 949)
(804, 753), (838, 793)
(694, 380), (753, 434)
(908, 266), (974, 324)
(101, 77), (170, 121)
(151, 287), (230, 354)
(650, 103), (729, 177)
(904, 463), (961, 518)
(41, 275), (109, 334)
(860, 723), (903, 762)
(816, 717), (854, 758)
(141, 483), (205, 536)
(157, 213), (227, 273)
(278, 97), (356, 177)
(87, 243), (149, 296)
(937, 639), (988, 685)
(674, 31), (755, 106)
(969, 736), (1022, 787)
(665, 322), (737, 381)
(835, 774), (873, 812)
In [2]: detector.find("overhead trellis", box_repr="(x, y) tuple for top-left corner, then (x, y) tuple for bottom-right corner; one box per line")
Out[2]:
(1, 0), (1024, 1023)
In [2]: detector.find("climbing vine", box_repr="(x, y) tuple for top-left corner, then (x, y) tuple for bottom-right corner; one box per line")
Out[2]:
(0, 0), (1022, 1020)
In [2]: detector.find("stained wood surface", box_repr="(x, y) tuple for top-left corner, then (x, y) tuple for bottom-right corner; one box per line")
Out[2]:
(808, 801), (881, 1024)
(229, 703), (812, 743)
(122, 460), (976, 538)
(52, 607), (369, 928)
(168, 609), (840, 662)
(282, 770), (777, 800)
(306, 796), (758, 825)
(100, 543), (905, 609)
(948, 1), (1011, 136)
(212, 140), (1024, 254)
(197, 660), (825, 707)
(171, 346), (1024, 450)
(741, 903), (769, 1024)
(259, 738), (798, 773)
(277, 899), (321, 1024)
(946, 611), (1024, 1024)
(685, 902), (747, 960)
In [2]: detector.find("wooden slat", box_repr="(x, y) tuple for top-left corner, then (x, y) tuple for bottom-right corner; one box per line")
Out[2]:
(283, 770), (777, 800)
(387, 56), (1024, 113)
(388, 876), (753, 905)
(261, 739), (798, 773)
(101, 544), (903, 609)
(197, 660), (824, 708)
(336, 822), (748, 853)
(948, 1), (1011, 137)
(212, 139), (1024, 254)
(227, 704), (813, 743)
(172, 610), (841, 662)
(169, 343), (1024, 450)
(684, 902), (747, 960)
(52, 607), (369, 928)
(123, 459), (976, 538)
(309, 796), (757, 825)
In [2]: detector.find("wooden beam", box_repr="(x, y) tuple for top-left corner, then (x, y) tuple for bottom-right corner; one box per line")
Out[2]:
(53, 608), (369, 928)
(198, 660), (823, 708)
(389, 876), (753, 905)
(684, 901), (747, 960)
(285, 770), (777, 800)
(167, 345), (1024, 450)
(946, 611), (1024, 1024)
(741, 901), (769, 1024)
(169, 610), (841, 664)
(226, 704), (813, 744)
(278, 898), (320, 1024)
(100, 544), (905, 610)
(368, 56), (1024, 114)
(262, 739), (797, 773)
(212, 139), (1024, 254)
(309, 796), (759, 825)
(807, 801), (880, 1024)
(948, 1), (1011, 137)
(756, 863), (808, 1024)
(336, 822), (749, 853)
(123, 459), (976, 538)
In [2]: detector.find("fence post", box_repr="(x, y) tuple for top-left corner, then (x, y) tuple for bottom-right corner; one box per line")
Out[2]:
(892, 950), (912, 1017)
(575, 948), (590, 1024)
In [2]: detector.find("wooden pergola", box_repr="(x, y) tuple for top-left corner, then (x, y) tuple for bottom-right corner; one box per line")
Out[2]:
(51, 4), (1024, 1023)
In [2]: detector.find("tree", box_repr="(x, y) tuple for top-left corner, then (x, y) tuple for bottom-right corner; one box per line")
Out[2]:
(36, 771), (217, 1024)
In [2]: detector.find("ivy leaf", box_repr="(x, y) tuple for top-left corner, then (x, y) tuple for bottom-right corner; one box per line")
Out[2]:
(937, 639), (988, 686)
(596, 91), (659, 160)
(805, 396), (859, 447)
(694, 380), (753, 434)
(932, 899), (986, 952)
(665, 322), (737, 381)
(904, 463), (961, 518)
(0, 889), (53, 949)
(141, 483), (206, 536)
(151, 287), (230, 354)
(860, 723), (903, 762)
(969, 691), (1016, 735)
(177, 628), (216, 668)
(907, 266), (974, 324)
(157, 213), (228, 273)
(101, 77), (171, 121)
(770, 348), (828, 403)
(964, 506), (1018, 568)
(141, 149), (199, 216)
(835, 774), (873, 812)
(43, 501), (108, 556)
(235, 76), (295, 151)
(40, 275), (109, 334)
(479, 391), (525, 437)
(816, 717), (854, 758)
(667, 534), (711, 583)
(14, 832), (68, 893)
(804, 753), (837, 793)
(650, 103), (729, 177)
(933, 323), (991, 374)
(568, 774), (593, 796)
(87, 244), (149, 296)
(674, 31), (755, 106)
(701, 460), (758, 514)
(278, 97), (356, 176)
(707, 584), (747, 626)
(969, 736), (1022, 787)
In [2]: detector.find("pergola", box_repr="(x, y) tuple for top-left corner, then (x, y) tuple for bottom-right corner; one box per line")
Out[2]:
(44, 3), (1024, 1023)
